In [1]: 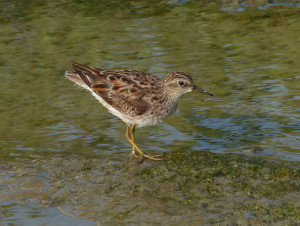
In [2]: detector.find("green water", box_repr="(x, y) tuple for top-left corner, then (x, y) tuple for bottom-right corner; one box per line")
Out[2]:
(0, 0), (299, 225)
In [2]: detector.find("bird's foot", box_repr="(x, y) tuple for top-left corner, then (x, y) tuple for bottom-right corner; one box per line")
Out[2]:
(129, 146), (163, 162)
(129, 151), (164, 162)
(129, 149), (138, 159)
(137, 153), (164, 163)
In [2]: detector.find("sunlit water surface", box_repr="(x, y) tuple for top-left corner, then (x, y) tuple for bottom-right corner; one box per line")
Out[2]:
(0, 0), (299, 224)
(1, 1), (299, 161)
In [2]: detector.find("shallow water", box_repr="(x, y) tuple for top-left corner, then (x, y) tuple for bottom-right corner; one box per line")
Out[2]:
(1, 152), (299, 225)
(0, 0), (300, 224)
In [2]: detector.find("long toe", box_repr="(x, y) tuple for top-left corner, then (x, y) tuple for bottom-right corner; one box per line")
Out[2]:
(143, 154), (163, 161)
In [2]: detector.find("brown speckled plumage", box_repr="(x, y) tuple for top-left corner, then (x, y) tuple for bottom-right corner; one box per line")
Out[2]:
(65, 62), (213, 161)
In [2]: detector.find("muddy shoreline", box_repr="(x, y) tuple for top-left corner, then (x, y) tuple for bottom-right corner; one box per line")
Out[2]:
(1, 151), (299, 225)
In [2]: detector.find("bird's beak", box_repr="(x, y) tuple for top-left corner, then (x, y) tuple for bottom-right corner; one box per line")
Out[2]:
(193, 86), (214, 96)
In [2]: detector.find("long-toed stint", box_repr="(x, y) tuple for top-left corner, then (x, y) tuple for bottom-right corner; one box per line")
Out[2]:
(65, 62), (213, 162)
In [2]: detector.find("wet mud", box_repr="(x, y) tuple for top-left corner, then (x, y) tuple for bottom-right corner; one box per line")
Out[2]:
(1, 151), (299, 225)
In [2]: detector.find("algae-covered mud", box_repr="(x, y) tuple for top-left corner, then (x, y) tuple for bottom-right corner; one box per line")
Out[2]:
(1, 0), (300, 224)
(1, 152), (299, 225)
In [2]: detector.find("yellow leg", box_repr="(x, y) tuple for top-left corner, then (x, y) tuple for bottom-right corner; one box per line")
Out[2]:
(125, 125), (162, 161)
(126, 125), (138, 158)
(129, 125), (138, 159)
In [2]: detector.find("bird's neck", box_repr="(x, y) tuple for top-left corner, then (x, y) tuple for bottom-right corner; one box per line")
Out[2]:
(161, 88), (182, 104)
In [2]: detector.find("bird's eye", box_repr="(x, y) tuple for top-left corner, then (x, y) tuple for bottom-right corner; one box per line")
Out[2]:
(178, 81), (184, 86)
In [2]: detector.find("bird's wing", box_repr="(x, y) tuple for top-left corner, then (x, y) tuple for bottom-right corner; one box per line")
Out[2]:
(71, 62), (156, 116)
